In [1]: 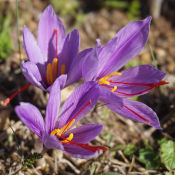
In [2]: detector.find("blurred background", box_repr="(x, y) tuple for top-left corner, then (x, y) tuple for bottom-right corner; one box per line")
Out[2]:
(0, 0), (175, 174)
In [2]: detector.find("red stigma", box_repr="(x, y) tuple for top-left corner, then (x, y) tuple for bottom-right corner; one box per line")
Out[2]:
(58, 135), (108, 153)
(108, 80), (168, 96)
(124, 105), (150, 124)
(54, 29), (58, 58)
(61, 100), (91, 135)
(1, 83), (31, 106)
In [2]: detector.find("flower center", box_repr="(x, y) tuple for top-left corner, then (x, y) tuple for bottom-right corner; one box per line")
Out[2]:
(50, 119), (75, 143)
(50, 100), (108, 152)
(50, 100), (92, 144)
(99, 72), (122, 92)
(46, 29), (66, 86)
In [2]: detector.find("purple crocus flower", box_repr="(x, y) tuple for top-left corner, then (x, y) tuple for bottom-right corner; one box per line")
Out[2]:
(82, 17), (167, 129)
(21, 5), (89, 91)
(15, 78), (107, 159)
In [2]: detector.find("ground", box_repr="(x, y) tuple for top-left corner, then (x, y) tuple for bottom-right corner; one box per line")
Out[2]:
(0, 0), (175, 175)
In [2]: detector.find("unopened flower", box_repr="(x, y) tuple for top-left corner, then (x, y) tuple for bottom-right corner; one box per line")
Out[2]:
(82, 17), (167, 129)
(15, 79), (107, 159)
(21, 5), (89, 91)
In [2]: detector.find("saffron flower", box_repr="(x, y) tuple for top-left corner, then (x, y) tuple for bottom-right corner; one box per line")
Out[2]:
(82, 16), (167, 129)
(21, 5), (89, 91)
(15, 79), (107, 159)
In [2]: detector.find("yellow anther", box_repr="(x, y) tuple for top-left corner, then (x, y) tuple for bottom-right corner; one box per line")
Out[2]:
(99, 79), (110, 85)
(46, 63), (53, 85)
(111, 86), (117, 92)
(102, 72), (122, 80)
(61, 64), (66, 74)
(59, 119), (75, 135)
(61, 133), (74, 143)
(50, 119), (75, 136)
(99, 72), (121, 85)
(50, 129), (61, 136)
(52, 58), (58, 82)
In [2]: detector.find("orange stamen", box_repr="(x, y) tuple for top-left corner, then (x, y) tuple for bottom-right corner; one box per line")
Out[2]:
(61, 64), (66, 74)
(124, 105), (150, 124)
(1, 83), (31, 106)
(52, 58), (58, 82)
(61, 133), (74, 143)
(59, 119), (75, 135)
(50, 101), (92, 145)
(46, 63), (53, 85)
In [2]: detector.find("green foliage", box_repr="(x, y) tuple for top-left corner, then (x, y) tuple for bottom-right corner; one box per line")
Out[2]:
(123, 144), (137, 156)
(0, 13), (13, 60)
(51, 0), (78, 16)
(103, 107), (110, 120)
(127, 0), (141, 20)
(125, 60), (142, 69)
(102, 0), (141, 20)
(113, 144), (137, 156)
(165, 172), (175, 175)
(102, 0), (128, 9)
(149, 45), (158, 69)
(90, 164), (96, 175)
(139, 145), (161, 169)
(50, 0), (84, 25)
(102, 172), (123, 175)
(159, 139), (175, 170)
(23, 153), (43, 169)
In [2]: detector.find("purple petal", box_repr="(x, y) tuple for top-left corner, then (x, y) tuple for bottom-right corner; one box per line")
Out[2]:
(96, 35), (118, 76)
(110, 65), (166, 97)
(59, 29), (80, 75)
(45, 78), (61, 133)
(38, 5), (66, 62)
(114, 99), (161, 129)
(98, 86), (123, 111)
(46, 74), (67, 92)
(57, 82), (99, 128)
(66, 48), (92, 86)
(42, 132), (64, 150)
(64, 144), (102, 159)
(21, 61), (45, 90)
(57, 74), (67, 89)
(63, 124), (103, 144)
(15, 102), (45, 139)
(82, 44), (100, 82)
(98, 16), (152, 78)
(23, 26), (45, 64)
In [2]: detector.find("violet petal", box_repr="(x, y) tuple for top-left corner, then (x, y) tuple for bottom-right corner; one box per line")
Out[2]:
(15, 102), (45, 139)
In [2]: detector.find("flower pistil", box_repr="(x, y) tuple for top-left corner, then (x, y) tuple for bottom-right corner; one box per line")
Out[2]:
(50, 119), (75, 143)
(46, 29), (66, 85)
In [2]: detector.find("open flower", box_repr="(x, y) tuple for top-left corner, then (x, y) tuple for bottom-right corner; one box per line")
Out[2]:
(21, 5), (89, 91)
(82, 17), (167, 129)
(15, 78), (107, 159)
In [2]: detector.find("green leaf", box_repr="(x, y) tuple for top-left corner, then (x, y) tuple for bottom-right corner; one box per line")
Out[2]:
(123, 144), (137, 156)
(160, 140), (175, 170)
(165, 172), (173, 175)
(0, 13), (13, 59)
(23, 153), (43, 169)
(103, 0), (128, 9)
(102, 172), (123, 175)
(139, 145), (160, 169)
(90, 164), (96, 175)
